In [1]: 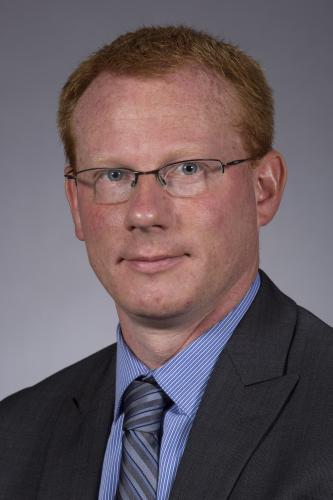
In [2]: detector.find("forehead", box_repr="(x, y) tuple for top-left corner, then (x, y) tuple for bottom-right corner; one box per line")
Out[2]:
(71, 67), (243, 165)
(74, 65), (236, 112)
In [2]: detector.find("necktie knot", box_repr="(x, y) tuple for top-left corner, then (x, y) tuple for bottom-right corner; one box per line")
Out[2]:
(122, 378), (170, 433)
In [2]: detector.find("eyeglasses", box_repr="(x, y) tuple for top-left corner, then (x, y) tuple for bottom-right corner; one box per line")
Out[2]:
(65, 157), (253, 204)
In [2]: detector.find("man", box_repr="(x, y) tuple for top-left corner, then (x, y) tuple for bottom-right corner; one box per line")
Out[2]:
(0, 25), (332, 500)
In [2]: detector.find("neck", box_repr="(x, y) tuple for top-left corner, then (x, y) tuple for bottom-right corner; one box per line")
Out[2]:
(117, 267), (258, 369)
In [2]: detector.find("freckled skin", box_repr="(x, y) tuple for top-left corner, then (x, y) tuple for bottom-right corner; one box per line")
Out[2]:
(66, 68), (286, 367)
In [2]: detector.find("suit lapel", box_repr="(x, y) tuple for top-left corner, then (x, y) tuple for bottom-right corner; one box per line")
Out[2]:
(37, 346), (117, 500)
(170, 271), (300, 500)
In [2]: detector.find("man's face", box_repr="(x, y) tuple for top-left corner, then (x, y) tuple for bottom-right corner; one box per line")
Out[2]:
(68, 68), (260, 327)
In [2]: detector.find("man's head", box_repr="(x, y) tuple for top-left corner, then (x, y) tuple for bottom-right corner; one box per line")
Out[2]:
(60, 26), (286, 335)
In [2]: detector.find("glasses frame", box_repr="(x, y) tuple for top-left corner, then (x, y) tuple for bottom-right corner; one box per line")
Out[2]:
(64, 157), (255, 201)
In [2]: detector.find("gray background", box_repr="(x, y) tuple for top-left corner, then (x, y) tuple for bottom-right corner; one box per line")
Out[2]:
(1, 0), (332, 400)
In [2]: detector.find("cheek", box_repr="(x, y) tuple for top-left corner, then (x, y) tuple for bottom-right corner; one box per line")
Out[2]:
(79, 201), (124, 244)
(189, 182), (258, 258)
(184, 196), (230, 264)
(190, 189), (234, 233)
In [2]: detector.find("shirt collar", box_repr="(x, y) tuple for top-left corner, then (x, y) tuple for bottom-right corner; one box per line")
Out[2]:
(115, 273), (260, 420)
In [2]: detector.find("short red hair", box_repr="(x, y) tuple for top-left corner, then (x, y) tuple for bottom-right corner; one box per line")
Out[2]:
(58, 25), (274, 169)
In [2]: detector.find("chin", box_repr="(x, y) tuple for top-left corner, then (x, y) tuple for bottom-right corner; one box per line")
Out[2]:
(118, 295), (195, 323)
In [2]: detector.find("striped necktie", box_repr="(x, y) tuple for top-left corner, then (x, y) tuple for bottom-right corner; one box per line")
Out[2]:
(116, 378), (171, 499)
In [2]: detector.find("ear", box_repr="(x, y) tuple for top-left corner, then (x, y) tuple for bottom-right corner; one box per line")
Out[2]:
(64, 166), (85, 241)
(253, 150), (287, 227)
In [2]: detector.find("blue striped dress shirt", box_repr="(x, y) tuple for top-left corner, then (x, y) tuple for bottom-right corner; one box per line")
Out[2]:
(98, 274), (260, 499)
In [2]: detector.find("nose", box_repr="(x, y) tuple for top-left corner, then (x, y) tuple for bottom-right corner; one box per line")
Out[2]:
(124, 173), (174, 231)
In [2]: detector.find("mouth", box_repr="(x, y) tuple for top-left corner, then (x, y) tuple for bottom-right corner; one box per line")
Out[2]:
(121, 254), (188, 274)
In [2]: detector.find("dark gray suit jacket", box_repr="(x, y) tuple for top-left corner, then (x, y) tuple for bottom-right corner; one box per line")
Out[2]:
(1, 271), (333, 499)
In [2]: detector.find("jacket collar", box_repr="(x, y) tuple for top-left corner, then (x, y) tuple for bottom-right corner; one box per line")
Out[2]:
(226, 269), (298, 385)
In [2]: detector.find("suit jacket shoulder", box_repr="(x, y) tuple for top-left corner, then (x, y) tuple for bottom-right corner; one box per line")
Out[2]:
(0, 344), (117, 500)
(0, 343), (117, 414)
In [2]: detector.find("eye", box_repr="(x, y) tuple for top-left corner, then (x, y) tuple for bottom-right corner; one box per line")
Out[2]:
(105, 169), (125, 182)
(179, 162), (200, 175)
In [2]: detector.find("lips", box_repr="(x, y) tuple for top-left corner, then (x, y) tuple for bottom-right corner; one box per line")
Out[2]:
(126, 254), (177, 262)
(121, 253), (188, 273)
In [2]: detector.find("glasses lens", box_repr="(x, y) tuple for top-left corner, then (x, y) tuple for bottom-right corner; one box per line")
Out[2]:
(161, 160), (222, 197)
(77, 168), (134, 204)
